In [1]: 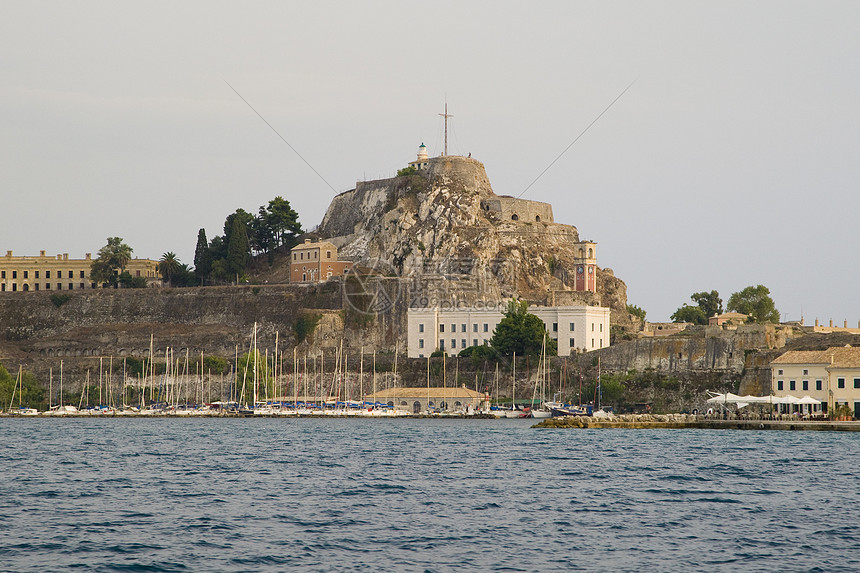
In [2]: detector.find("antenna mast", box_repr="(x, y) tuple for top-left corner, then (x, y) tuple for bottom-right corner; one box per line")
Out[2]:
(439, 101), (453, 156)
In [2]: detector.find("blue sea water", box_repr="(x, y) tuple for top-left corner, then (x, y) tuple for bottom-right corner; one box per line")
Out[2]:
(0, 418), (858, 572)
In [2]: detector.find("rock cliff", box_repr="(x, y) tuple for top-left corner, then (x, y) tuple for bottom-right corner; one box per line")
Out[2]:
(318, 156), (631, 327)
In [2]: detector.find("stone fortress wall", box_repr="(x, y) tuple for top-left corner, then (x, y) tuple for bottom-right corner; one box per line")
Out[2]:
(480, 196), (554, 223)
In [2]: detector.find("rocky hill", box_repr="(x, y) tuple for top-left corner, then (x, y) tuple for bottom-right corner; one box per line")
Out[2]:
(294, 155), (632, 327)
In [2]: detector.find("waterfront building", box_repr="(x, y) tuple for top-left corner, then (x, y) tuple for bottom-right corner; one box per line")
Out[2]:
(365, 386), (487, 414)
(771, 345), (860, 417)
(407, 304), (611, 358)
(289, 239), (353, 283)
(0, 250), (159, 292)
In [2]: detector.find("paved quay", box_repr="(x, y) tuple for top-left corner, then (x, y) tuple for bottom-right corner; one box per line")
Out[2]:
(534, 414), (860, 431)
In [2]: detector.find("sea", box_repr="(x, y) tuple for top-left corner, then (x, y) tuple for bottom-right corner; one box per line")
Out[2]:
(1, 418), (858, 573)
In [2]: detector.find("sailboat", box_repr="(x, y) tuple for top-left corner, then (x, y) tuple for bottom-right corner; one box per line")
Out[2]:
(530, 337), (552, 419)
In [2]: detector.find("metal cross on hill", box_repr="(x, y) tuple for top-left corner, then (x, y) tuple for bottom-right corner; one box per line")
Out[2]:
(439, 102), (453, 156)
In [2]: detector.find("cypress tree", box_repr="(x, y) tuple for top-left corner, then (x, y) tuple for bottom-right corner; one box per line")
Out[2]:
(193, 228), (211, 284)
(226, 216), (250, 278)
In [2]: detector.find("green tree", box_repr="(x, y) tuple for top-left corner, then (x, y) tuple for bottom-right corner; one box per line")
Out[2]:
(490, 299), (558, 357)
(226, 215), (251, 277)
(727, 284), (780, 323)
(193, 228), (211, 284)
(158, 252), (181, 287)
(0, 362), (46, 410)
(627, 304), (646, 321)
(670, 304), (707, 324)
(90, 237), (133, 287)
(691, 290), (723, 319)
(264, 196), (301, 249)
(251, 209), (274, 255)
(118, 271), (147, 288)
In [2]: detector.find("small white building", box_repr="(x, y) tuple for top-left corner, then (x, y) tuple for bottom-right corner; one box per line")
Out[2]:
(407, 304), (611, 358)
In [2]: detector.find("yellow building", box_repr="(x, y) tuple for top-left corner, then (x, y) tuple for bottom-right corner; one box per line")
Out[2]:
(0, 250), (160, 292)
(771, 345), (860, 418)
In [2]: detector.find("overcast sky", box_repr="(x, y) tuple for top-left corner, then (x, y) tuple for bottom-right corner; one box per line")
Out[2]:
(3, 1), (859, 322)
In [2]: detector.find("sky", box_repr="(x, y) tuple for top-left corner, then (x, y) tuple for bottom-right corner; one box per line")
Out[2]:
(2, 1), (859, 323)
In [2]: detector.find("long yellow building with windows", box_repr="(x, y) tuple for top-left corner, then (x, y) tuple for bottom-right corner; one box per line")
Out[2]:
(0, 250), (160, 292)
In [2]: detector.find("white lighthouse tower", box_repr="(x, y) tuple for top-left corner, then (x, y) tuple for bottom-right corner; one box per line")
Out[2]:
(408, 143), (430, 171)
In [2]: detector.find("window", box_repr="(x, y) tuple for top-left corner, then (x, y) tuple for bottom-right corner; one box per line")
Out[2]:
(461, 324), (466, 333)
(314, 251), (317, 259)
(472, 324), (477, 332)
(570, 322), (575, 331)
(854, 378), (860, 389)
(135, 271), (141, 277)
(802, 380), (809, 391)
(838, 378), (845, 389)
(789, 380), (795, 391)
(599, 339), (603, 348)
(1, 284), (4, 291)
(451, 324), (455, 334)
(440, 340), (445, 350)
(326, 251), (331, 259)
(12, 271), (17, 279)
(35, 271), (39, 279)
(591, 323), (594, 332)
(440, 324), (445, 333)
(34, 284), (39, 291)
(419, 339), (424, 349)
(23, 271), (28, 279)
(293, 253), (296, 261)
(483, 324), (488, 332)
(300, 252), (304, 260)
(451, 339), (456, 349)
(599, 323), (603, 332)
(90, 283), (95, 289)
(777, 369), (783, 375)
(552, 323), (558, 332)
(57, 283), (61, 290)
(45, 283), (50, 290)
(473, 339), (478, 347)
(816, 380), (822, 390)
(591, 338), (594, 348)
(79, 283), (84, 290)
(570, 338), (575, 348)
(803, 369), (809, 375)
(0, 271), (4, 278)
(419, 324), (424, 333)
(11, 284), (16, 291)
(461, 339), (466, 349)
(67, 283), (72, 290)
(68, 271), (73, 279)
(777, 380), (784, 391)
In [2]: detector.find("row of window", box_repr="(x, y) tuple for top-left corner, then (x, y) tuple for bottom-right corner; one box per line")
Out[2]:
(418, 336), (604, 352)
(776, 369), (811, 376)
(292, 250), (332, 261)
(1, 282), (95, 292)
(428, 321), (603, 334)
(1, 270), (85, 280)
(774, 378), (860, 391)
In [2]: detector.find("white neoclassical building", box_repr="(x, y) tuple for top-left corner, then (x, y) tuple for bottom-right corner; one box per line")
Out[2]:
(407, 304), (610, 358)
